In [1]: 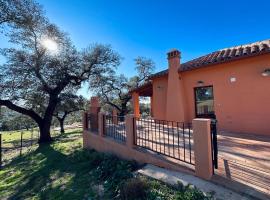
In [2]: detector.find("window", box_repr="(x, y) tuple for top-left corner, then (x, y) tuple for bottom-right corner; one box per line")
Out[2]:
(194, 86), (215, 118)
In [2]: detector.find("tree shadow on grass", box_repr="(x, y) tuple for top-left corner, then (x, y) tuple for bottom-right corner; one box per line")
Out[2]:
(2, 142), (97, 200)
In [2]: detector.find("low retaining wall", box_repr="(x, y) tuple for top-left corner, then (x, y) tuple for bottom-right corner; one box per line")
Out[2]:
(83, 129), (194, 175)
(83, 112), (214, 180)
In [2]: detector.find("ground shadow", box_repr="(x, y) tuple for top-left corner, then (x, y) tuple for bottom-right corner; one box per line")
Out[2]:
(1, 133), (97, 200)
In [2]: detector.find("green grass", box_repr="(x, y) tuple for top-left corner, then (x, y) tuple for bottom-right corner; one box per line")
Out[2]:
(0, 129), (211, 200)
(1, 127), (62, 144)
(1, 128), (79, 164)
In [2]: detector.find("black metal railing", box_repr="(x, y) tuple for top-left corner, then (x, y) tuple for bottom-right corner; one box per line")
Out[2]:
(104, 115), (126, 142)
(87, 113), (99, 133)
(134, 117), (194, 165)
(210, 119), (218, 169)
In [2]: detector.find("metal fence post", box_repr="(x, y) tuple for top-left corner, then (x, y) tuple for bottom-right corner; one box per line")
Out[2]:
(20, 131), (23, 156)
(211, 119), (218, 169)
(133, 117), (137, 145)
(0, 133), (2, 168)
(31, 128), (33, 146)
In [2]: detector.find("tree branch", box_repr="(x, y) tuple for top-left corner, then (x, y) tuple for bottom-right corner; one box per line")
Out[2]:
(0, 99), (42, 125)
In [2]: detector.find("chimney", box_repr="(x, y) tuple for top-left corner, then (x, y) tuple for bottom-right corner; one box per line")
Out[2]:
(165, 49), (186, 122)
(167, 49), (181, 71)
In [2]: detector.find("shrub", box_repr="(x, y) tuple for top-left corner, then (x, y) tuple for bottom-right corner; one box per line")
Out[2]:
(120, 178), (149, 200)
(174, 184), (212, 200)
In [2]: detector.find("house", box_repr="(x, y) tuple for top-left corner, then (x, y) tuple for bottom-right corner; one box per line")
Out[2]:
(131, 39), (270, 135)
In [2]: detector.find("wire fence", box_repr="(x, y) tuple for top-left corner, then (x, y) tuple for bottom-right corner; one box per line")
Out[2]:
(0, 128), (40, 168)
(0, 124), (82, 168)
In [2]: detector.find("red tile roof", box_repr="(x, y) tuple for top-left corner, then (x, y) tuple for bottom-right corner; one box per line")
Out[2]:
(129, 81), (152, 96)
(150, 39), (270, 79)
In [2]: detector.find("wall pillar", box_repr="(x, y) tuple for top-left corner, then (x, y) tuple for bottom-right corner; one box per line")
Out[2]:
(89, 97), (101, 131)
(150, 96), (154, 117)
(82, 112), (88, 130)
(82, 112), (89, 148)
(132, 92), (140, 118)
(125, 114), (135, 149)
(192, 118), (213, 180)
(98, 112), (105, 137)
(112, 108), (118, 125)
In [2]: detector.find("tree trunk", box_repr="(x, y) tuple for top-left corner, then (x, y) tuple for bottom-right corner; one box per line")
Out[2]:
(38, 120), (53, 143)
(38, 95), (58, 143)
(1, 94), (59, 144)
(59, 118), (65, 134)
(120, 103), (128, 116)
(56, 113), (67, 134)
(118, 103), (128, 122)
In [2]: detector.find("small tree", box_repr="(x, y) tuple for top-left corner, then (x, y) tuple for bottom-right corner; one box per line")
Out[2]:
(54, 94), (87, 134)
(0, 0), (120, 143)
(90, 57), (155, 116)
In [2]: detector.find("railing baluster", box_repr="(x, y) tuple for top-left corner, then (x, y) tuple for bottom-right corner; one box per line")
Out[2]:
(138, 118), (140, 146)
(167, 122), (170, 156)
(177, 122), (180, 160)
(163, 121), (165, 154)
(188, 123), (192, 164)
(116, 116), (118, 140)
(142, 119), (144, 146)
(151, 119), (153, 150)
(141, 119), (143, 146)
(114, 116), (116, 140)
(172, 121), (175, 158)
(141, 118), (143, 147)
(142, 118), (144, 147)
(183, 123), (186, 162)
(158, 120), (161, 153)
(119, 117), (121, 140)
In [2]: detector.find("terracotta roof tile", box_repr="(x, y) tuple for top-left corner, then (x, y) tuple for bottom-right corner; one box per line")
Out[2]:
(150, 39), (270, 79)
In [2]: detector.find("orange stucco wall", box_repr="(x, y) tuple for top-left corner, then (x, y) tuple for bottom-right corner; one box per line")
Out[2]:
(152, 54), (270, 135)
(152, 76), (168, 120)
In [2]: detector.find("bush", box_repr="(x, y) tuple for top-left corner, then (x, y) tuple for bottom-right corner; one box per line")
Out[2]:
(174, 183), (212, 200)
(120, 178), (149, 200)
(175, 188), (210, 200)
(69, 149), (211, 200)
(93, 154), (136, 198)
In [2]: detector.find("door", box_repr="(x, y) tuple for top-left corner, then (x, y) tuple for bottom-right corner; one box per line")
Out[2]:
(194, 86), (215, 119)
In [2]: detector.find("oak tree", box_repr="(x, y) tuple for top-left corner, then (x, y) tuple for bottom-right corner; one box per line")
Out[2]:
(0, 0), (120, 142)
(90, 57), (155, 116)
(54, 94), (87, 134)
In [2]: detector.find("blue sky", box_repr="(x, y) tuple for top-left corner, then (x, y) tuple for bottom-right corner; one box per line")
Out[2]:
(1, 0), (270, 98)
